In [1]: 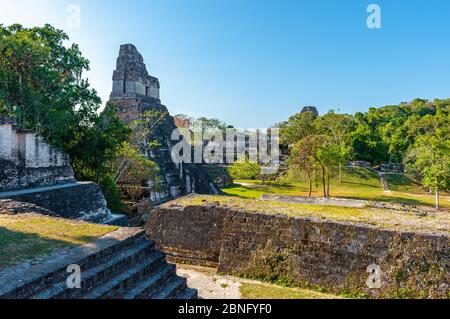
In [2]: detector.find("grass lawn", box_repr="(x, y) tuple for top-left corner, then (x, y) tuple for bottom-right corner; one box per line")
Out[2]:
(222, 167), (450, 211)
(240, 283), (341, 299)
(0, 214), (118, 270)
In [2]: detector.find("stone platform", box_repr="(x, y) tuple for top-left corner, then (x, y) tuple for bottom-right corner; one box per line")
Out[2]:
(0, 182), (127, 226)
(146, 196), (449, 298)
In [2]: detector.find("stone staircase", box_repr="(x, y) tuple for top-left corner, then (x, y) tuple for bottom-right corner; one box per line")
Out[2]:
(378, 172), (391, 193)
(0, 228), (197, 299)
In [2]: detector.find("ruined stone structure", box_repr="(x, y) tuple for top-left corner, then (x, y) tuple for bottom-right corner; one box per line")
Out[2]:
(109, 44), (219, 204)
(0, 227), (197, 299)
(0, 117), (75, 191)
(147, 200), (449, 298)
(0, 116), (126, 225)
(301, 106), (319, 116)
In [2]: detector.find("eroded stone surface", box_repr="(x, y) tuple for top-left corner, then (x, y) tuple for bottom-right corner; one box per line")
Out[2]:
(0, 116), (75, 192)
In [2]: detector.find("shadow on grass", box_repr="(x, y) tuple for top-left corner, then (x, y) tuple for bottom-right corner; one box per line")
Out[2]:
(338, 181), (380, 189)
(0, 226), (101, 270)
(345, 167), (379, 179)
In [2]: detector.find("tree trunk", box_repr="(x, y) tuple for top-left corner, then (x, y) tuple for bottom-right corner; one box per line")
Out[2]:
(327, 173), (331, 197)
(322, 167), (326, 198)
(308, 171), (312, 197)
(436, 188), (439, 210)
(339, 164), (342, 183)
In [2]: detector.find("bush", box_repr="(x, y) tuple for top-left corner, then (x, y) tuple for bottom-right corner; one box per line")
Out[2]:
(228, 161), (261, 180)
(99, 175), (128, 214)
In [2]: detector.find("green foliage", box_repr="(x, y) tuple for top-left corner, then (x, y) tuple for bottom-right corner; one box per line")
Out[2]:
(70, 103), (131, 181)
(0, 24), (131, 209)
(0, 100), (9, 115)
(0, 24), (99, 146)
(280, 99), (450, 166)
(338, 291), (368, 299)
(98, 174), (129, 213)
(278, 111), (317, 146)
(404, 114), (450, 208)
(280, 99), (450, 202)
(349, 98), (450, 164)
(111, 110), (163, 195)
(241, 247), (297, 288)
(228, 160), (261, 180)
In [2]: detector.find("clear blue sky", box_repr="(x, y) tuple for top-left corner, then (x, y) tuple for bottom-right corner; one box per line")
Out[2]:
(1, 0), (450, 128)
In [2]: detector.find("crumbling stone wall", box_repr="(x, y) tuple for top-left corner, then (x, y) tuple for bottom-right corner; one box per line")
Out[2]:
(0, 199), (59, 217)
(0, 182), (112, 223)
(147, 205), (226, 265)
(0, 117), (75, 192)
(147, 204), (449, 298)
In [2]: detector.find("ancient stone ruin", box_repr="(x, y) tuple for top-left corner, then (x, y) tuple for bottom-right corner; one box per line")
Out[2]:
(0, 116), (75, 191)
(147, 197), (450, 299)
(301, 106), (319, 116)
(0, 116), (126, 225)
(109, 44), (219, 204)
(0, 116), (195, 299)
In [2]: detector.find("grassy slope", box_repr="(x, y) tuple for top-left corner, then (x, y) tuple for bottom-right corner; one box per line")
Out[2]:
(222, 167), (450, 210)
(240, 283), (341, 299)
(0, 214), (118, 269)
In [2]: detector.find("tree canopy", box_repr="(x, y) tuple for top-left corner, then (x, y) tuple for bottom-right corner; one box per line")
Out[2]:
(0, 24), (133, 211)
(279, 100), (450, 202)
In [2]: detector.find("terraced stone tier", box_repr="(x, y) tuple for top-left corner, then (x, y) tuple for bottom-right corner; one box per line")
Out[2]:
(0, 228), (196, 299)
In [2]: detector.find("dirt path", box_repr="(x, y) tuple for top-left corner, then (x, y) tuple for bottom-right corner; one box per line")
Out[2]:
(175, 264), (342, 299)
(176, 264), (241, 299)
(260, 194), (368, 207)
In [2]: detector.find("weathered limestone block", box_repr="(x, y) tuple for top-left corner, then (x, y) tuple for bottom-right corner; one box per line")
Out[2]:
(0, 117), (75, 192)
(0, 116), (127, 225)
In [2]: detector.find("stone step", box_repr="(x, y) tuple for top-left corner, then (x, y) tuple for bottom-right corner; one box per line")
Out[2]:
(123, 264), (176, 299)
(1, 227), (197, 299)
(83, 251), (166, 299)
(32, 240), (155, 299)
(0, 228), (147, 299)
(150, 275), (187, 299)
(176, 288), (198, 300)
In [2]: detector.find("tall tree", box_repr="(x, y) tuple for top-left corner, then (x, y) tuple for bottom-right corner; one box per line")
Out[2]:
(404, 113), (450, 209)
(278, 111), (318, 146)
(0, 24), (131, 210)
(315, 111), (354, 182)
(289, 136), (321, 196)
